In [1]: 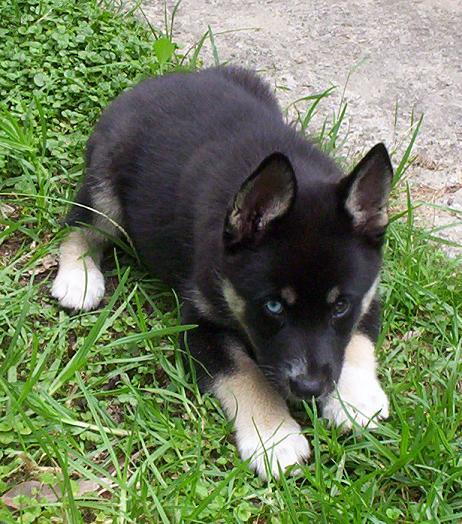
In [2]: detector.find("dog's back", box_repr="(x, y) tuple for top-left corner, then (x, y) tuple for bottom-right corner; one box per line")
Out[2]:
(68, 67), (329, 286)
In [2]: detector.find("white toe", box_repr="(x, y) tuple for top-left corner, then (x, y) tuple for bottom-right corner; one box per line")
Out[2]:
(322, 366), (389, 430)
(52, 265), (105, 311)
(237, 419), (310, 480)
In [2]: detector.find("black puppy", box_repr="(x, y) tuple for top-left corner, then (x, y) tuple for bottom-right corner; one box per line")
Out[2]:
(52, 66), (391, 479)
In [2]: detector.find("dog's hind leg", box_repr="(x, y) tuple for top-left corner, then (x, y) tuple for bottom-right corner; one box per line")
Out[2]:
(52, 178), (122, 311)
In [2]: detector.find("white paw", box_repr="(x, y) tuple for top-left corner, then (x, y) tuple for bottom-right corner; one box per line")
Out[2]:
(322, 364), (389, 430)
(237, 418), (310, 480)
(52, 264), (105, 311)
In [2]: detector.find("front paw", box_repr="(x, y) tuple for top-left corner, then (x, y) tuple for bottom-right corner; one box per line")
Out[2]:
(236, 418), (310, 480)
(52, 264), (105, 311)
(322, 364), (389, 430)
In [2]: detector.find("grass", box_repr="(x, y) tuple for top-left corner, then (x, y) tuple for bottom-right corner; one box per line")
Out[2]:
(0, 0), (461, 522)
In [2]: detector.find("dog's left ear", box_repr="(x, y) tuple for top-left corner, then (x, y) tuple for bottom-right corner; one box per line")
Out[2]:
(339, 143), (393, 243)
(224, 152), (296, 248)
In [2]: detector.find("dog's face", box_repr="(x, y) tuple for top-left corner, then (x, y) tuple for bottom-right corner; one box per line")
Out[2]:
(221, 146), (393, 400)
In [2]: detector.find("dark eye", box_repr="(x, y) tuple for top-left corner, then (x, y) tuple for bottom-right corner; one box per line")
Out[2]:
(264, 300), (284, 315)
(332, 297), (350, 318)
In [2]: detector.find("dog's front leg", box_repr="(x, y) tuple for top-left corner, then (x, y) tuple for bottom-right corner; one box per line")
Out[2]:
(182, 308), (310, 480)
(213, 347), (311, 480)
(321, 330), (389, 430)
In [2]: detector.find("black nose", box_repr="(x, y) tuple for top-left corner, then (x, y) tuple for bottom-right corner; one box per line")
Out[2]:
(289, 375), (326, 399)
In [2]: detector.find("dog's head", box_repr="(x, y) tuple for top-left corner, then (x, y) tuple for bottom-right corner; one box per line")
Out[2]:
(221, 144), (393, 400)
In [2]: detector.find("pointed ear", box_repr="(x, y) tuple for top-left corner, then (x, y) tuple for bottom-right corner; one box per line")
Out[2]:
(339, 143), (393, 243)
(224, 153), (296, 248)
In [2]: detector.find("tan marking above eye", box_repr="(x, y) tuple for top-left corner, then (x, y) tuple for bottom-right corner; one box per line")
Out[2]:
(327, 286), (340, 304)
(281, 286), (297, 305)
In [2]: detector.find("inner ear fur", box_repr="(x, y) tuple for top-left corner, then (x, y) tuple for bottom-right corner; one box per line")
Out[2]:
(224, 152), (297, 248)
(339, 143), (394, 243)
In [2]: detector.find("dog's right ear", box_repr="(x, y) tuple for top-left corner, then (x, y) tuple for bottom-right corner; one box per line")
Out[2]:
(338, 143), (393, 244)
(224, 153), (296, 248)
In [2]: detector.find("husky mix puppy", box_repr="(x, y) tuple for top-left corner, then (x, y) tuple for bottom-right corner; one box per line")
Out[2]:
(52, 67), (391, 480)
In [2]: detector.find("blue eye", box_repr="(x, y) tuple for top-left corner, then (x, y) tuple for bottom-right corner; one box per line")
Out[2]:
(265, 300), (284, 315)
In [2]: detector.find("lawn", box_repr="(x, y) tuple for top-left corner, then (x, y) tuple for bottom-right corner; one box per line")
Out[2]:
(0, 0), (461, 522)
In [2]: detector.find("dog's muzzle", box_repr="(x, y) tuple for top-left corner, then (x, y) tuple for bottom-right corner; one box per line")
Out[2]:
(288, 374), (331, 400)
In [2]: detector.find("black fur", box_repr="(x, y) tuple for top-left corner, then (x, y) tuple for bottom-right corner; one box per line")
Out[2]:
(68, 66), (393, 399)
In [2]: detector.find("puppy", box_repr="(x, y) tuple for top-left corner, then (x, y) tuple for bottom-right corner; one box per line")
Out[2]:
(52, 66), (390, 480)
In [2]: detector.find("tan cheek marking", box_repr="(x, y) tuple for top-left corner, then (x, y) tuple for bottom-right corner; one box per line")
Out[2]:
(281, 286), (297, 305)
(360, 277), (379, 317)
(222, 280), (261, 351)
(222, 279), (246, 321)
